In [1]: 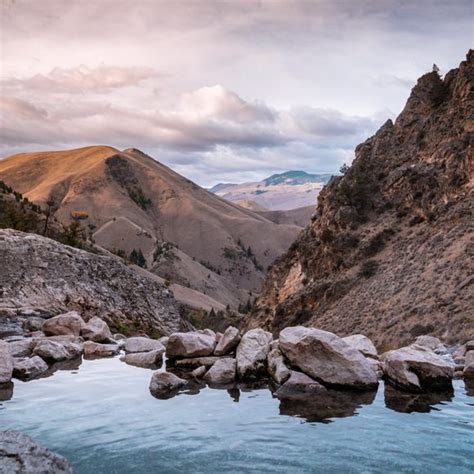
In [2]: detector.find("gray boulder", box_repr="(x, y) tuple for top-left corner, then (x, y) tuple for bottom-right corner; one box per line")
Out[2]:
(123, 337), (165, 354)
(0, 430), (73, 473)
(33, 339), (82, 362)
(342, 334), (378, 359)
(279, 326), (378, 390)
(83, 341), (120, 358)
(267, 346), (291, 385)
(167, 330), (217, 358)
(13, 356), (49, 381)
(204, 358), (236, 385)
(0, 341), (14, 384)
(42, 311), (84, 337)
(236, 329), (273, 380)
(81, 317), (113, 343)
(382, 345), (454, 392)
(120, 350), (163, 369)
(149, 371), (186, 399)
(214, 326), (240, 356)
(7, 339), (36, 358)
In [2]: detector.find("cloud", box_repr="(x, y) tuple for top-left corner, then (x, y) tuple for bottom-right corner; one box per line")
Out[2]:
(1, 66), (160, 94)
(0, 97), (47, 120)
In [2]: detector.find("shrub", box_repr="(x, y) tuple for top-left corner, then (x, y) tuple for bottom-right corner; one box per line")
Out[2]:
(359, 259), (379, 278)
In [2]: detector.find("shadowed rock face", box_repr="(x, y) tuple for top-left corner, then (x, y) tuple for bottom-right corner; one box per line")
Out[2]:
(0, 229), (184, 337)
(250, 51), (474, 348)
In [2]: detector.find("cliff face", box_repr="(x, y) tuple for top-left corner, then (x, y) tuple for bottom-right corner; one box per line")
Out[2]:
(249, 51), (474, 349)
(0, 229), (185, 337)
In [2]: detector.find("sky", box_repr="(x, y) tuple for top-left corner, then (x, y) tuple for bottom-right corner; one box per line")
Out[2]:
(0, 0), (472, 186)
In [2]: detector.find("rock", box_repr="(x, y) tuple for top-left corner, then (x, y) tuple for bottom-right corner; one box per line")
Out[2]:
(42, 311), (84, 337)
(149, 371), (186, 399)
(166, 331), (217, 358)
(7, 338), (36, 358)
(33, 339), (82, 362)
(453, 344), (467, 360)
(191, 365), (207, 379)
(0, 429), (73, 473)
(171, 356), (220, 370)
(236, 328), (273, 380)
(13, 356), (49, 381)
(267, 346), (291, 385)
(463, 351), (474, 380)
(214, 326), (241, 356)
(367, 358), (385, 378)
(275, 371), (326, 399)
(123, 337), (165, 354)
(466, 340), (474, 352)
(204, 358), (236, 385)
(382, 345), (454, 392)
(120, 350), (163, 369)
(22, 317), (45, 332)
(113, 333), (126, 341)
(81, 317), (113, 343)
(342, 334), (378, 359)
(158, 336), (169, 348)
(414, 335), (448, 355)
(279, 326), (378, 390)
(0, 341), (14, 384)
(83, 341), (120, 358)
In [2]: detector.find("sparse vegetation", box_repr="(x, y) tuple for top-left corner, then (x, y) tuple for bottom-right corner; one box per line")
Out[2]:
(130, 248), (147, 268)
(359, 259), (379, 278)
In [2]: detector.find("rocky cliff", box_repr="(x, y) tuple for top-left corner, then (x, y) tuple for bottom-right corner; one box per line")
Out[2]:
(249, 51), (474, 349)
(0, 229), (185, 337)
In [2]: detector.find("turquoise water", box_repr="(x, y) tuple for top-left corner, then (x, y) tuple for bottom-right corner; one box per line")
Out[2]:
(1, 356), (473, 473)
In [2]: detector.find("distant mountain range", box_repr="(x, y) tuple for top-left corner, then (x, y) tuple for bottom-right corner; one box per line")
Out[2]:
(210, 170), (333, 211)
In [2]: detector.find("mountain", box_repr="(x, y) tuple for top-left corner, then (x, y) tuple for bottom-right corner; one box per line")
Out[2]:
(248, 51), (474, 349)
(210, 170), (332, 211)
(0, 146), (301, 310)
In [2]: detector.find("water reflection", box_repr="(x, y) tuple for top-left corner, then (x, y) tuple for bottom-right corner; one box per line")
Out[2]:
(276, 389), (377, 423)
(0, 382), (13, 401)
(464, 380), (474, 397)
(384, 384), (454, 413)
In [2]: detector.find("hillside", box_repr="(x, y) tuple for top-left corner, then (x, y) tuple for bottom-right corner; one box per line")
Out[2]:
(0, 146), (301, 309)
(249, 51), (474, 349)
(211, 170), (331, 211)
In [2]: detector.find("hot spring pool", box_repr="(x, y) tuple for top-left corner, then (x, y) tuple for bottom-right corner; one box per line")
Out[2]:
(1, 356), (473, 473)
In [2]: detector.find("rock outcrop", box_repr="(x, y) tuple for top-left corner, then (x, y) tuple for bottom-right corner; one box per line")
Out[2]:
(0, 229), (184, 337)
(249, 51), (474, 348)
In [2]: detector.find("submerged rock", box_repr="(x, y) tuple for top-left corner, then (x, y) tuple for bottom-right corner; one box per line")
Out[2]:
(0, 429), (73, 473)
(167, 331), (217, 358)
(236, 328), (273, 380)
(382, 345), (453, 392)
(12, 356), (49, 381)
(279, 326), (378, 390)
(81, 317), (113, 343)
(214, 326), (241, 356)
(204, 358), (236, 385)
(42, 311), (84, 337)
(342, 334), (378, 359)
(83, 341), (120, 358)
(123, 337), (165, 354)
(120, 350), (163, 369)
(149, 371), (186, 399)
(0, 340), (14, 384)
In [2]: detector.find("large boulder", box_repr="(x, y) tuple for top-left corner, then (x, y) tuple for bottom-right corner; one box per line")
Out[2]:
(414, 335), (448, 355)
(342, 334), (378, 359)
(81, 317), (113, 343)
(123, 337), (165, 354)
(42, 311), (84, 337)
(7, 339), (36, 358)
(120, 350), (164, 369)
(236, 329), (273, 380)
(382, 345), (454, 392)
(279, 326), (378, 390)
(0, 341), (14, 384)
(149, 371), (186, 399)
(0, 430), (73, 473)
(204, 358), (236, 385)
(33, 339), (82, 362)
(13, 356), (49, 381)
(463, 351), (474, 380)
(83, 341), (120, 358)
(267, 345), (291, 385)
(167, 330), (216, 358)
(214, 326), (240, 356)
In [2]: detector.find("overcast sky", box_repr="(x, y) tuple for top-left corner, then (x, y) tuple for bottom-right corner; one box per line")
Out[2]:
(0, 0), (472, 186)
